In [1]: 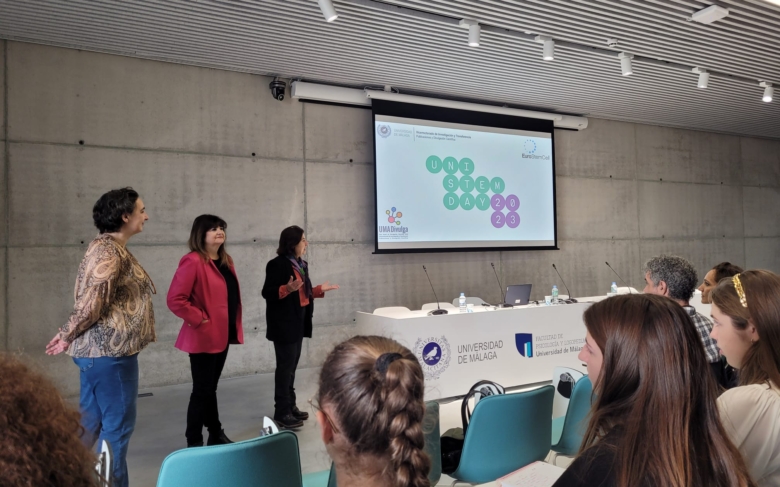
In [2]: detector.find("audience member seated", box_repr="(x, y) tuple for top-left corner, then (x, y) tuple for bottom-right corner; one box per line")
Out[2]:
(553, 294), (754, 487)
(700, 262), (744, 304)
(0, 354), (101, 487)
(314, 336), (430, 487)
(643, 254), (725, 385)
(711, 270), (780, 486)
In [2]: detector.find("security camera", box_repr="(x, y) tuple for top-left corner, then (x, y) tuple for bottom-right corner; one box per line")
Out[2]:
(269, 79), (286, 101)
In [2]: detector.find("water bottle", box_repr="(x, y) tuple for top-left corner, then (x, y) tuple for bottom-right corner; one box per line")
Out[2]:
(611, 282), (618, 295)
(552, 285), (559, 304)
(459, 293), (467, 313)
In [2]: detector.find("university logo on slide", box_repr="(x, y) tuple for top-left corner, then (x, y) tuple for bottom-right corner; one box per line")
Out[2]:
(414, 336), (451, 380)
(377, 124), (392, 138)
(515, 333), (533, 357)
(385, 206), (402, 225)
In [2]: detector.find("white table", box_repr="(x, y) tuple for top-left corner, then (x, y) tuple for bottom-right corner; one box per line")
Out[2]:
(356, 303), (590, 400)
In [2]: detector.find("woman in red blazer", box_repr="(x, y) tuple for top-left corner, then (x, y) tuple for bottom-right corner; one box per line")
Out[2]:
(167, 214), (243, 448)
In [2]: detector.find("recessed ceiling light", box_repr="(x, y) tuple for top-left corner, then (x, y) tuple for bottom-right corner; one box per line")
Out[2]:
(691, 5), (729, 24)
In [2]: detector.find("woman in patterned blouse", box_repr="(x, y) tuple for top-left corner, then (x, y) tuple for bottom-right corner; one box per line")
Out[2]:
(45, 187), (156, 487)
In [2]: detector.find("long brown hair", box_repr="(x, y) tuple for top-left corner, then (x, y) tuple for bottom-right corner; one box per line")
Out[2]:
(187, 214), (231, 267)
(0, 354), (101, 486)
(581, 294), (754, 487)
(317, 336), (430, 487)
(710, 269), (780, 388)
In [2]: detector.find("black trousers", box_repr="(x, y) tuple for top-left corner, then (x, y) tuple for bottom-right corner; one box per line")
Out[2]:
(273, 339), (303, 416)
(186, 346), (229, 444)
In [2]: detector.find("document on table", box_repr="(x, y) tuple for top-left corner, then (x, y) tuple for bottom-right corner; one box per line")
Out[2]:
(495, 461), (565, 486)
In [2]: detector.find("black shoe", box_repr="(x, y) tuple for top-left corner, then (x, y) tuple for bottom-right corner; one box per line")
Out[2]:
(291, 405), (309, 421)
(274, 413), (304, 429)
(207, 429), (234, 446)
(187, 441), (204, 448)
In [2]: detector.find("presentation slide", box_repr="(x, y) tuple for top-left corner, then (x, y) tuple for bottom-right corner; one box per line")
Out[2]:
(375, 114), (556, 252)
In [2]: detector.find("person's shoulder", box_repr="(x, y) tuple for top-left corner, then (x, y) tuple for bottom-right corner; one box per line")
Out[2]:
(87, 235), (122, 258)
(179, 251), (204, 265)
(719, 382), (780, 414)
(267, 255), (289, 268)
(693, 310), (712, 323)
(554, 441), (617, 487)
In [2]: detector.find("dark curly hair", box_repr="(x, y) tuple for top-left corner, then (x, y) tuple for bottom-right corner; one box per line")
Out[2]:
(0, 354), (101, 487)
(92, 187), (139, 233)
(644, 254), (698, 302)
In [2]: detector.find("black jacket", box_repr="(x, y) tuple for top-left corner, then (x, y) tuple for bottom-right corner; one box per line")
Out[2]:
(261, 255), (314, 344)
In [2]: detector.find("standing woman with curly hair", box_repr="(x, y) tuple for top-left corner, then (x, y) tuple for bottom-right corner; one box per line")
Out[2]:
(45, 187), (156, 487)
(314, 335), (430, 487)
(0, 354), (101, 487)
(710, 270), (780, 486)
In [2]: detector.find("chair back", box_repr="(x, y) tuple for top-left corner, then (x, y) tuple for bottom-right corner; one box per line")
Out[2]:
(96, 440), (113, 487)
(423, 401), (442, 485)
(156, 431), (303, 487)
(450, 386), (554, 484)
(552, 377), (593, 456)
(373, 306), (411, 317)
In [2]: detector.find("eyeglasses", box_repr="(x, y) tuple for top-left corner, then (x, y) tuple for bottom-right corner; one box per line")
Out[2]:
(308, 398), (340, 434)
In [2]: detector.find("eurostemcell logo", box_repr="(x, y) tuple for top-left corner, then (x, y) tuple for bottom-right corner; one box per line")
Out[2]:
(521, 139), (550, 160)
(515, 333), (533, 357)
(377, 124), (392, 138)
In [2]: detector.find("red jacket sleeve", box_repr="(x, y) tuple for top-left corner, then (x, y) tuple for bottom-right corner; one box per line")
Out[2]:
(167, 255), (208, 328)
(313, 285), (325, 299)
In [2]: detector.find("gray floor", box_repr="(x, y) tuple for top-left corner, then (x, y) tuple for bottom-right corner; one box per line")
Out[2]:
(128, 369), (572, 487)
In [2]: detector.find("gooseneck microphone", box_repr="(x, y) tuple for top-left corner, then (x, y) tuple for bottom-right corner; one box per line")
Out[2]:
(605, 261), (633, 294)
(490, 262), (513, 308)
(422, 265), (448, 315)
(552, 264), (577, 303)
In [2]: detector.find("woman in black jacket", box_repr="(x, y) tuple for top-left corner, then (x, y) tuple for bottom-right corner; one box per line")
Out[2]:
(262, 225), (339, 428)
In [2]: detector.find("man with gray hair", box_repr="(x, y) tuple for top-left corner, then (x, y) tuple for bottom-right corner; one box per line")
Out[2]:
(643, 255), (722, 383)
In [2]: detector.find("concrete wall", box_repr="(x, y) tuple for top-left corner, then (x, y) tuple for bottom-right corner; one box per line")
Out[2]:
(3, 41), (779, 395)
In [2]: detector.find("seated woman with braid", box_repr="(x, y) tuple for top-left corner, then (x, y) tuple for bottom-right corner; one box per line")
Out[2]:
(314, 336), (431, 487)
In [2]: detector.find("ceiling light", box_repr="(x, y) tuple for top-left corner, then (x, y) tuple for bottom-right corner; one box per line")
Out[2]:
(618, 52), (634, 76)
(691, 5), (729, 24)
(535, 35), (554, 61)
(459, 19), (480, 47)
(693, 67), (709, 88)
(317, 0), (338, 22)
(761, 82), (774, 102)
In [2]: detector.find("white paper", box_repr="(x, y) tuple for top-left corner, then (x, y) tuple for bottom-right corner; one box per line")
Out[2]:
(496, 461), (565, 487)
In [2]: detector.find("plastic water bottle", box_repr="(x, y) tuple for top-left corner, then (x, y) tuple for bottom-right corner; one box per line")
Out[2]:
(459, 293), (467, 313)
(611, 282), (618, 295)
(552, 285), (559, 304)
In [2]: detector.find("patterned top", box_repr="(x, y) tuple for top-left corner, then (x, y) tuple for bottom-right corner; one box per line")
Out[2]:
(61, 234), (156, 358)
(683, 306), (720, 363)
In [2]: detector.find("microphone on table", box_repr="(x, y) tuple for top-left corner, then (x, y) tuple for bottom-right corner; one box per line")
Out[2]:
(552, 264), (577, 303)
(490, 262), (513, 308)
(422, 265), (448, 315)
(605, 261), (633, 294)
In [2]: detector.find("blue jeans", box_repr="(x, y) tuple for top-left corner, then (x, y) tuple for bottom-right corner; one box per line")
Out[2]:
(73, 354), (139, 487)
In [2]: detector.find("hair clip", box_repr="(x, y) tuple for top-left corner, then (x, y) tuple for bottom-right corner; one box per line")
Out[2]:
(375, 352), (402, 373)
(733, 274), (748, 308)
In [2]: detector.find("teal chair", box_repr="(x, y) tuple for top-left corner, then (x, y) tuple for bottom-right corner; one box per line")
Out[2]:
(551, 376), (593, 464)
(156, 431), (303, 487)
(302, 400), (441, 486)
(449, 385), (555, 485)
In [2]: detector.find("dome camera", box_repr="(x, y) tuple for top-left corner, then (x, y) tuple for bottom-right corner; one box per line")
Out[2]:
(269, 78), (286, 101)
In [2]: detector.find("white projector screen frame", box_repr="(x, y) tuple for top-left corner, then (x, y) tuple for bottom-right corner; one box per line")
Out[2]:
(372, 100), (559, 254)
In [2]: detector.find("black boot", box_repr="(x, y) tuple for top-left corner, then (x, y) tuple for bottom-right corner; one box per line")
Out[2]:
(274, 412), (304, 429)
(187, 441), (204, 448)
(291, 405), (309, 421)
(207, 429), (234, 446)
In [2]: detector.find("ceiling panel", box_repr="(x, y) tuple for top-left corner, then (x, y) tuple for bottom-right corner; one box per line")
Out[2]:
(0, 0), (778, 138)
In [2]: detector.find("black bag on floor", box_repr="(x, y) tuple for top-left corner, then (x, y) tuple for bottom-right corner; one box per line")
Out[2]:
(440, 380), (505, 474)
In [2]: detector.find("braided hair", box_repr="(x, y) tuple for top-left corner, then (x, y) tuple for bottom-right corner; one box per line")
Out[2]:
(317, 336), (431, 487)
